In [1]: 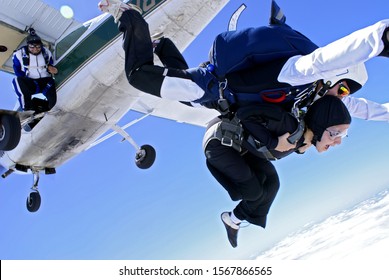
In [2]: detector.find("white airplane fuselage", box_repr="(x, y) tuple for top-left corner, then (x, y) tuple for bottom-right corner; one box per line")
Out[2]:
(0, 0), (225, 176)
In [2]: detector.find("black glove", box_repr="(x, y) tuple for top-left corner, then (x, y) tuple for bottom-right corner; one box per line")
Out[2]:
(379, 27), (389, 57)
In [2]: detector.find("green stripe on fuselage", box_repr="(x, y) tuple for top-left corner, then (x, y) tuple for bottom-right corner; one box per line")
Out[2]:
(54, 0), (167, 87)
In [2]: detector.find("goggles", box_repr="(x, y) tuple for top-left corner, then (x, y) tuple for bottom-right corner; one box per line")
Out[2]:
(28, 44), (41, 49)
(325, 128), (348, 140)
(338, 82), (350, 97)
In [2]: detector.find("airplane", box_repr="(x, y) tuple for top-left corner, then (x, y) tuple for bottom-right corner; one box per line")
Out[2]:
(0, 0), (238, 212)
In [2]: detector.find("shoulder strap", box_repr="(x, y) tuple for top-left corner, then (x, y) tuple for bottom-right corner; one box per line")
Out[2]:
(21, 46), (29, 69)
(41, 47), (50, 65)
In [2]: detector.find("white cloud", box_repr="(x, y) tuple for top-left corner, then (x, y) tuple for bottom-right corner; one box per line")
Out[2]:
(256, 189), (389, 260)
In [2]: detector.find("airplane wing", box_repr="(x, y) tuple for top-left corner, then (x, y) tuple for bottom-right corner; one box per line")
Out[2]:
(0, 0), (81, 73)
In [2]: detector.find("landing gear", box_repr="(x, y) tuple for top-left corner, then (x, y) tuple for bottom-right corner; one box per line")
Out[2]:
(26, 191), (41, 213)
(26, 170), (41, 212)
(135, 144), (156, 169)
(0, 112), (21, 151)
(109, 123), (156, 169)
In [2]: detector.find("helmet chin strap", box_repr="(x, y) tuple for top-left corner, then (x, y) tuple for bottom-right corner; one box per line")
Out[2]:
(317, 81), (332, 97)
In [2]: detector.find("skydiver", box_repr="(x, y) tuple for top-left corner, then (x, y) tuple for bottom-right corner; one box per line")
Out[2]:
(98, 0), (389, 122)
(203, 95), (351, 247)
(97, 0), (389, 248)
(12, 28), (58, 112)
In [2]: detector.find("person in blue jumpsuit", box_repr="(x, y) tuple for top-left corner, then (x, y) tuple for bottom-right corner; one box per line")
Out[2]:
(12, 28), (58, 112)
(98, 0), (389, 121)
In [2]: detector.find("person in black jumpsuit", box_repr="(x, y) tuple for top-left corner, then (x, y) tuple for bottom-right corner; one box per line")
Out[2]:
(204, 95), (352, 247)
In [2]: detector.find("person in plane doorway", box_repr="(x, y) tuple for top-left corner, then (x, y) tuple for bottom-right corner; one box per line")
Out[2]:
(12, 28), (58, 112)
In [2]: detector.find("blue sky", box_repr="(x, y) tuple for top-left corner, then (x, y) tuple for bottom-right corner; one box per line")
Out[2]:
(1, 0), (389, 260)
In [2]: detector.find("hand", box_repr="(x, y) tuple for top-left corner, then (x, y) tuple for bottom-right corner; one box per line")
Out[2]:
(386, 27), (389, 43)
(47, 65), (58, 75)
(275, 132), (297, 152)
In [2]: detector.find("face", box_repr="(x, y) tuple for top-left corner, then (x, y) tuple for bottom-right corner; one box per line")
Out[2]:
(326, 80), (351, 98)
(28, 43), (42, 55)
(315, 123), (350, 153)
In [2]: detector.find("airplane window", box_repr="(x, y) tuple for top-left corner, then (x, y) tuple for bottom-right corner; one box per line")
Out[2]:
(55, 24), (90, 59)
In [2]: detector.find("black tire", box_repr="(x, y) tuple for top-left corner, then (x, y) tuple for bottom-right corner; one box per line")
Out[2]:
(26, 192), (41, 213)
(135, 144), (156, 169)
(0, 113), (21, 151)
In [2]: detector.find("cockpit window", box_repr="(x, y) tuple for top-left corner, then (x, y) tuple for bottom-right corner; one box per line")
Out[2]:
(55, 23), (90, 60)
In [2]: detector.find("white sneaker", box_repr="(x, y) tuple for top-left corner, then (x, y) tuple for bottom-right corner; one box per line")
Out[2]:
(221, 212), (240, 248)
(151, 31), (164, 41)
(98, 0), (142, 22)
(151, 32), (164, 52)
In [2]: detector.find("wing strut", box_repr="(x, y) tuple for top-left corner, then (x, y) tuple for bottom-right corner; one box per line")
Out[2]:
(88, 112), (156, 169)
(110, 124), (141, 150)
(87, 112), (153, 150)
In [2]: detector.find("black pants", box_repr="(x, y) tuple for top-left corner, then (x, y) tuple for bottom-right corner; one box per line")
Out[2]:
(118, 10), (190, 97)
(205, 139), (280, 228)
(13, 76), (56, 111)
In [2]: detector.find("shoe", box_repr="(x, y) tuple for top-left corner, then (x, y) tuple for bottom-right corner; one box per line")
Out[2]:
(98, 0), (142, 22)
(221, 212), (240, 248)
(151, 32), (164, 52)
(151, 31), (164, 41)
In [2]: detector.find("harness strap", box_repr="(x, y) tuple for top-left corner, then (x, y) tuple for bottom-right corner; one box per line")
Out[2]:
(219, 116), (243, 150)
(203, 115), (278, 161)
(202, 116), (244, 153)
(206, 65), (320, 117)
(245, 136), (277, 161)
(217, 79), (230, 115)
(286, 118), (305, 144)
(21, 47), (29, 74)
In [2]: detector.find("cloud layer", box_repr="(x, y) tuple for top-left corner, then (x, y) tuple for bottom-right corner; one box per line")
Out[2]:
(256, 189), (389, 260)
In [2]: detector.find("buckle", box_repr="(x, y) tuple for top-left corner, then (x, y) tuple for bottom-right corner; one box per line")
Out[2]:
(221, 137), (233, 147)
(217, 99), (230, 115)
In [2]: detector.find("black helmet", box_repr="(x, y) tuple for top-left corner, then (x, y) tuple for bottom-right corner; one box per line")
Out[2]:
(304, 95), (351, 144)
(26, 28), (42, 45)
(325, 63), (368, 95)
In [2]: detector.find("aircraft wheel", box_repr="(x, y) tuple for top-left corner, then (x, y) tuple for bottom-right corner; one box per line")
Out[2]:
(26, 192), (41, 213)
(0, 113), (21, 151)
(135, 144), (156, 169)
